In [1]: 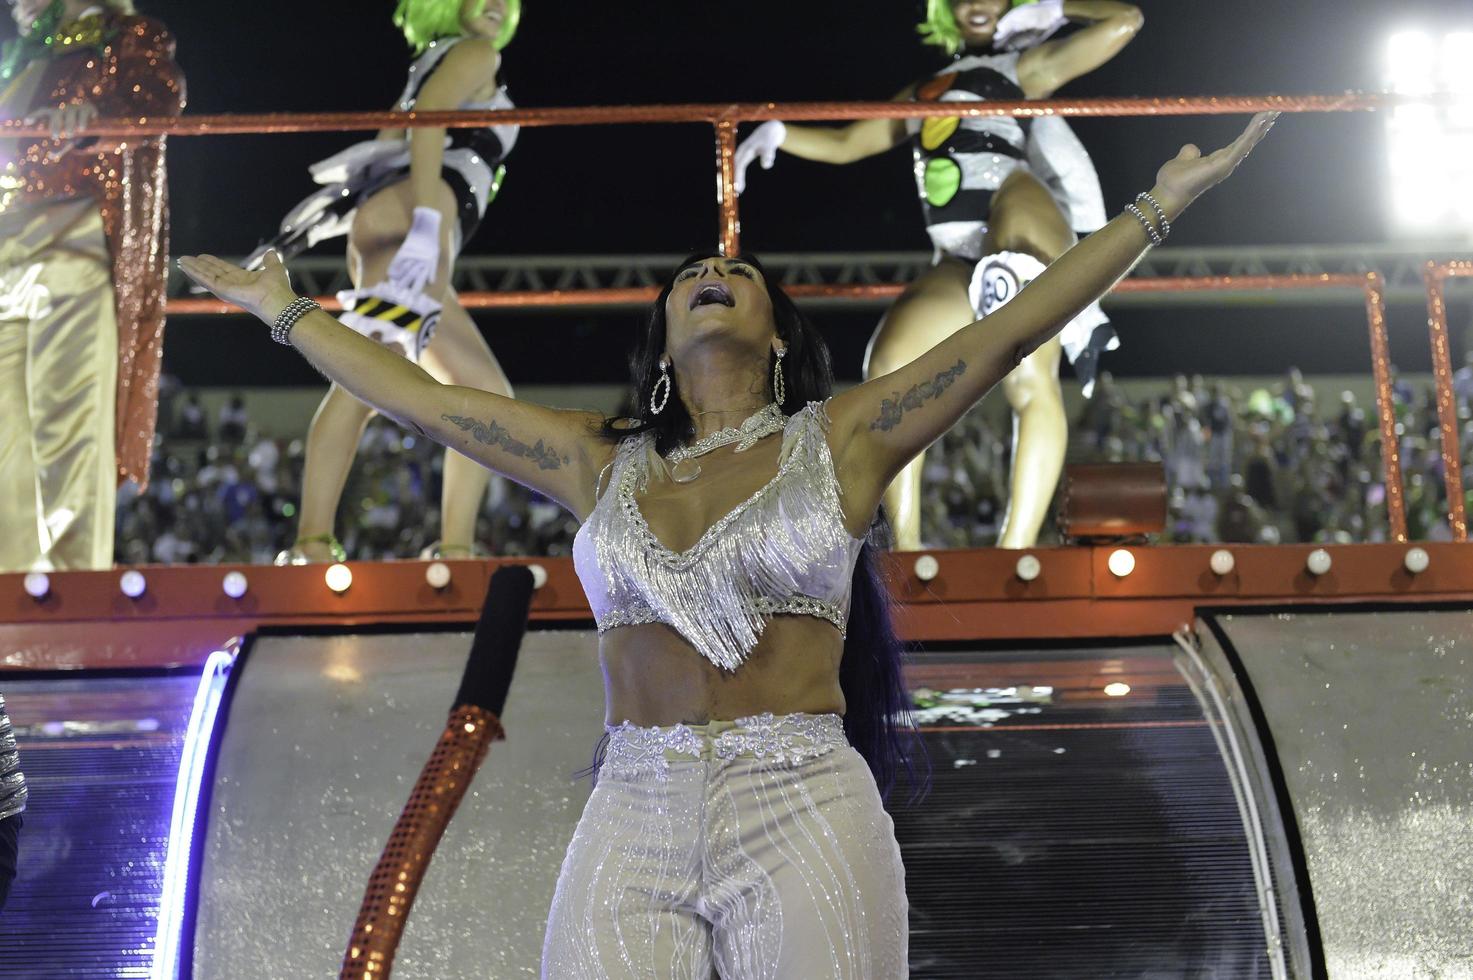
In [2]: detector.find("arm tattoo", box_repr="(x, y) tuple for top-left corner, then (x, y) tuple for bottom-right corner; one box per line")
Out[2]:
(869, 359), (967, 432)
(441, 414), (571, 470)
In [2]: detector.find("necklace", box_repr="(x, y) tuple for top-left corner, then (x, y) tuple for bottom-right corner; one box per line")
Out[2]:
(665, 402), (785, 484)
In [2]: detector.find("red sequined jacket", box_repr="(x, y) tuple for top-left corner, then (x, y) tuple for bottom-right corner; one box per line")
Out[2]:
(2, 13), (186, 488)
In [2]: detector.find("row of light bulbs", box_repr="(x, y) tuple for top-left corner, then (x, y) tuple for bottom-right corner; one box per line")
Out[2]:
(911, 546), (1436, 582)
(14, 546), (1441, 600)
(20, 562), (550, 600)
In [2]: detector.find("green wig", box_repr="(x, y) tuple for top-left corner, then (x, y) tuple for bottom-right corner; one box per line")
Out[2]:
(394, 0), (521, 54)
(917, 0), (1037, 56)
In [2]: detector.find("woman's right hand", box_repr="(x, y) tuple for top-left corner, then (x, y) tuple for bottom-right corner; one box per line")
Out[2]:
(177, 250), (299, 323)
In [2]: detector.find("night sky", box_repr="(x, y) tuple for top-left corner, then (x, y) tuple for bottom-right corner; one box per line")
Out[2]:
(5, 0), (1464, 387)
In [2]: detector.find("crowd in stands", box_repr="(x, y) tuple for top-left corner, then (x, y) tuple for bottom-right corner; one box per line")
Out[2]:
(118, 362), (1473, 564)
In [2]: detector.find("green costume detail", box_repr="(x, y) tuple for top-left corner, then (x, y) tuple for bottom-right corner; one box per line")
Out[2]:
(917, 0), (1040, 56)
(394, 0), (522, 54)
(0, 2), (118, 82)
(923, 157), (962, 207)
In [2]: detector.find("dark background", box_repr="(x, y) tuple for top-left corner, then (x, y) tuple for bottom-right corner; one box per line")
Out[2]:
(6, 0), (1467, 387)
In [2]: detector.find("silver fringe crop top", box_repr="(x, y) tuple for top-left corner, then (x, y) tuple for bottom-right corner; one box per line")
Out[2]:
(572, 401), (866, 671)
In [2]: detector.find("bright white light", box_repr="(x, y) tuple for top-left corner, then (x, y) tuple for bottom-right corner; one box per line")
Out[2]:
(913, 554), (940, 582)
(23, 572), (49, 598)
(1384, 29), (1473, 234)
(1104, 682), (1132, 697)
(425, 561), (451, 589)
(1403, 546), (1430, 574)
(1014, 554), (1041, 582)
(1107, 548), (1136, 577)
(325, 563), (353, 593)
(120, 570), (146, 598)
(1209, 549), (1236, 576)
(528, 563), (548, 590)
(1388, 32), (1435, 93)
(153, 649), (235, 980)
(1441, 33), (1473, 90)
(221, 571), (248, 599)
(1306, 549), (1333, 576)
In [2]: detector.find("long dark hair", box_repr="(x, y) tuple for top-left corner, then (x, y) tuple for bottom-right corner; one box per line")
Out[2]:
(602, 253), (928, 799)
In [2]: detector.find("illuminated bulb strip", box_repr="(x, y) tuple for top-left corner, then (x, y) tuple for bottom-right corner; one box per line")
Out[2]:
(152, 648), (236, 980)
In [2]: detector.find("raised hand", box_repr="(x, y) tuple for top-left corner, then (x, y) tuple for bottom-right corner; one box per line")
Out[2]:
(733, 120), (787, 195)
(994, 0), (1068, 51)
(1151, 111), (1279, 219)
(177, 250), (297, 323)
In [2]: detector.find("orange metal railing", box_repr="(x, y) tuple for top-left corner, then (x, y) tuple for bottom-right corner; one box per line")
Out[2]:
(5, 91), (1459, 541)
(1423, 262), (1471, 542)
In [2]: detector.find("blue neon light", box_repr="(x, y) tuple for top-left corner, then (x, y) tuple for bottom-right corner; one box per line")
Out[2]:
(152, 648), (236, 980)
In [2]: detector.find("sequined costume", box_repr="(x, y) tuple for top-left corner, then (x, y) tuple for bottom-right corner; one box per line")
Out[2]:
(0, 9), (184, 570)
(542, 714), (908, 979)
(909, 50), (1117, 391)
(254, 35), (518, 263)
(0, 691), (26, 911)
(552, 403), (910, 978)
(573, 402), (865, 673)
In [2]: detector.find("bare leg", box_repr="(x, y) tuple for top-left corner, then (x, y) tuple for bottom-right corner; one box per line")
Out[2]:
(295, 386), (375, 560)
(348, 180), (510, 555)
(862, 260), (976, 551)
(985, 170), (1079, 549)
(418, 298), (513, 553)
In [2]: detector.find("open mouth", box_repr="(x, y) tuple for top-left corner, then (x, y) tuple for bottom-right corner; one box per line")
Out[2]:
(690, 282), (735, 310)
(965, 14), (994, 30)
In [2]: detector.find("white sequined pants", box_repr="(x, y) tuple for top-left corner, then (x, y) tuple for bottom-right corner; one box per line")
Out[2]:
(541, 713), (909, 979)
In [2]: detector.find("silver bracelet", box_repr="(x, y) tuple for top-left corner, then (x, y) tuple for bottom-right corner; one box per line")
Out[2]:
(1124, 203), (1164, 246)
(1135, 191), (1172, 241)
(270, 296), (320, 346)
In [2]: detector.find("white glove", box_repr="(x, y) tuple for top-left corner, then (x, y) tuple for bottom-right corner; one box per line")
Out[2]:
(993, 0), (1068, 51)
(733, 120), (787, 195)
(386, 206), (443, 294)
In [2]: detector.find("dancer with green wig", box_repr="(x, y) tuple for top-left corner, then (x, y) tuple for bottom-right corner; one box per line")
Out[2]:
(736, 0), (1142, 551)
(251, 0), (522, 563)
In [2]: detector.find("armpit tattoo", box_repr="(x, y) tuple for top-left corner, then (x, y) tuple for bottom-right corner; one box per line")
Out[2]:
(441, 414), (571, 470)
(870, 359), (967, 432)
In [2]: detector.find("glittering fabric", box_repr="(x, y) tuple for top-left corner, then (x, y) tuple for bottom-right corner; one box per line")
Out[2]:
(0, 693), (26, 822)
(0, 14), (185, 489)
(543, 713), (908, 978)
(572, 401), (865, 672)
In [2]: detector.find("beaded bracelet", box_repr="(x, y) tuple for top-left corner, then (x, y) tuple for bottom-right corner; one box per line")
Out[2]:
(1136, 191), (1172, 241)
(1124, 203), (1164, 246)
(271, 296), (321, 346)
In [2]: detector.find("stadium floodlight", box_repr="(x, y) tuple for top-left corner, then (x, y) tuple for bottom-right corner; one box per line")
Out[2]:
(1385, 29), (1473, 233)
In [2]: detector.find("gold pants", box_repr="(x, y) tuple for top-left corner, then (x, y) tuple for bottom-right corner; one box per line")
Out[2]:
(0, 198), (117, 571)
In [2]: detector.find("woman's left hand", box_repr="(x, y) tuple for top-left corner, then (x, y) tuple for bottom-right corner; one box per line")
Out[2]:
(1150, 111), (1279, 219)
(178, 250), (298, 323)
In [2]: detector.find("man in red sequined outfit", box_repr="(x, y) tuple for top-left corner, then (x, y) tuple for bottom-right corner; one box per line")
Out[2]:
(0, 0), (183, 570)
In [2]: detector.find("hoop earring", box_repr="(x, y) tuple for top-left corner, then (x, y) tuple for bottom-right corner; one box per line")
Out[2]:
(772, 347), (787, 407)
(650, 356), (672, 415)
